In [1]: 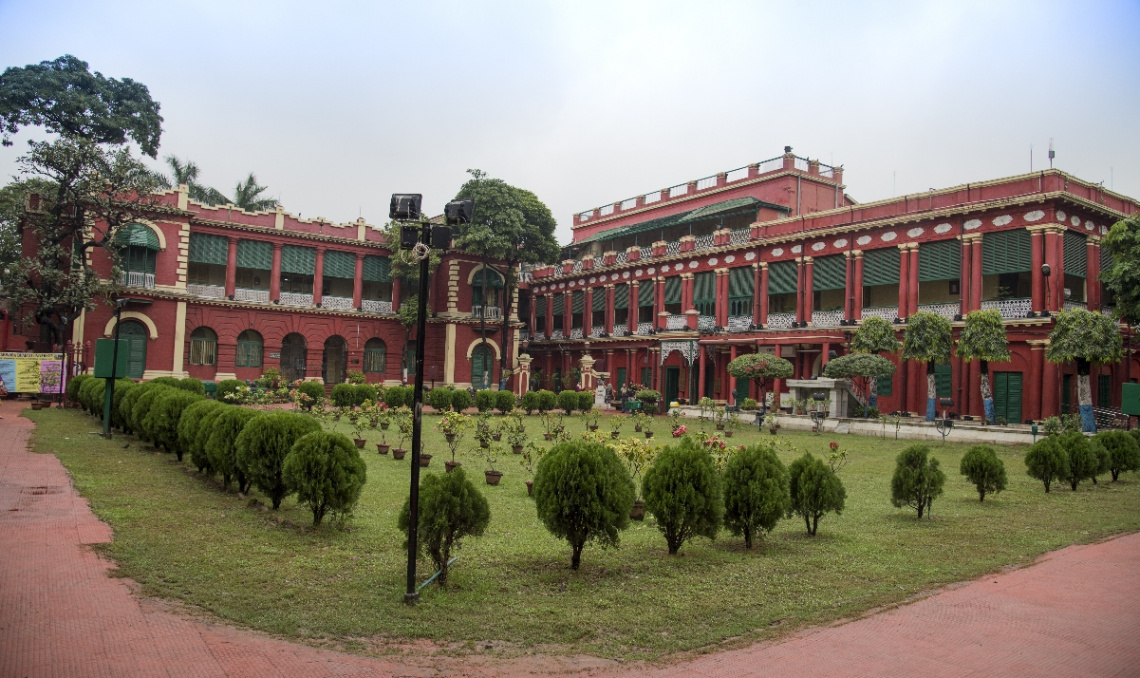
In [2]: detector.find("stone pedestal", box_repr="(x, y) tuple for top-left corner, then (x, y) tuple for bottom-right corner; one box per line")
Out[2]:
(785, 378), (860, 418)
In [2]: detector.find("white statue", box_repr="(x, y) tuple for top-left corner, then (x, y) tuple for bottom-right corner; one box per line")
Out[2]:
(594, 381), (608, 409)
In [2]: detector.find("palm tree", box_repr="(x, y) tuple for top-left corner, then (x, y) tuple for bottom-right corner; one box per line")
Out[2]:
(231, 173), (279, 212)
(158, 155), (227, 205)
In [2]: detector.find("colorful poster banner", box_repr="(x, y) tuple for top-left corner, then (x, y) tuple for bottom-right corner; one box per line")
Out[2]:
(0, 352), (65, 393)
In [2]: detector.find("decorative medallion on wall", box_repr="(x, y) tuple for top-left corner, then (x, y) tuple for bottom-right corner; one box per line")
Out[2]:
(964, 219), (982, 230)
(707, 258), (718, 266)
(635, 269), (643, 277)
(934, 223), (952, 234)
(610, 274), (619, 281)
(881, 231), (897, 242)
(568, 280), (576, 287)
(1055, 210), (1067, 222)
(688, 261), (699, 269)
(1024, 210), (1045, 222)
(1071, 215), (1081, 227)
(811, 242), (826, 251)
(1085, 220), (1095, 231)
(589, 276), (596, 284)
(856, 235), (872, 245)
(559, 282), (566, 289)
(661, 264), (670, 273)
(622, 271), (630, 279)
(724, 255), (736, 263)
(791, 245), (803, 254)
(771, 248), (784, 257)
(833, 238), (848, 248)
(744, 251), (756, 261)
(578, 279), (586, 286)
(993, 215), (1013, 226)
(907, 227), (924, 238)
(647, 267), (656, 274)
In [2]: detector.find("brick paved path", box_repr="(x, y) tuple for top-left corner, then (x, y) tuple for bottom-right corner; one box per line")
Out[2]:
(2, 401), (1138, 678)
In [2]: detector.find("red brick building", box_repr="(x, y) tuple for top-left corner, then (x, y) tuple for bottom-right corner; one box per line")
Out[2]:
(519, 148), (1140, 423)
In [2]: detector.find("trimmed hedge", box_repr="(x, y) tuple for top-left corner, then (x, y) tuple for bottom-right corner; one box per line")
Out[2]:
(642, 437), (723, 555)
(1059, 431), (1098, 491)
(787, 452), (846, 535)
(520, 391), (539, 414)
(128, 383), (175, 440)
(67, 373), (91, 402)
(354, 383), (378, 407)
(79, 377), (106, 415)
(1096, 430), (1140, 481)
(177, 377), (205, 395)
(235, 412), (321, 509)
(206, 407), (264, 491)
(890, 445), (946, 519)
(427, 388), (454, 411)
(150, 376), (181, 388)
(295, 381), (324, 409)
(959, 445), (1007, 501)
(536, 390), (556, 413)
(116, 383), (147, 434)
(475, 389), (496, 413)
(110, 380), (136, 431)
(330, 383), (356, 407)
(216, 379), (245, 403)
(178, 400), (224, 471)
(283, 431), (368, 526)
(142, 389), (204, 459)
(191, 405), (228, 474)
(495, 390), (516, 414)
(722, 444), (790, 548)
(578, 391), (594, 412)
(449, 388), (472, 412)
(558, 390), (579, 414)
(385, 385), (409, 409)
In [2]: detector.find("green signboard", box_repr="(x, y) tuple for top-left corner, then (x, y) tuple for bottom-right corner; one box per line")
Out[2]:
(94, 338), (130, 379)
(1121, 383), (1140, 416)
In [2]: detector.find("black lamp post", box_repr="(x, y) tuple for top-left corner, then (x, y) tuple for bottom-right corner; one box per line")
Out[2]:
(1041, 264), (1052, 318)
(391, 193), (471, 605)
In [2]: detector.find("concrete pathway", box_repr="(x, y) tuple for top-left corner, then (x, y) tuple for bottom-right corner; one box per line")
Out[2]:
(2, 401), (1138, 678)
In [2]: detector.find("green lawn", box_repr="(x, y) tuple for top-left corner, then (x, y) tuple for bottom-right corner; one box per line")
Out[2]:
(24, 406), (1140, 661)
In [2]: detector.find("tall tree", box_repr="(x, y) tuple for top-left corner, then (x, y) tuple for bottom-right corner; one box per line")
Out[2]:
(850, 315), (901, 408)
(156, 155), (227, 205)
(727, 353), (794, 412)
(230, 172), (278, 212)
(0, 55), (162, 157)
(1100, 213), (1140, 328)
(955, 309), (1011, 424)
(0, 177), (54, 272)
(1046, 309), (1123, 433)
(821, 353), (896, 413)
(900, 311), (953, 421)
(452, 170), (560, 389)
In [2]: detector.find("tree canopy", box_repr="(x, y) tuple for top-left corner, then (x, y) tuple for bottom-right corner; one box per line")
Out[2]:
(821, 353), (896, 379)
(900, 311), (953, 364)
(955, 309), (1011, 364)
(1100, 213), (1140, 327)
(851, 315), (900, 354)
(1045, 308), (1123, 370)
(0, 55), (163, 157)
(451, 169), (560, 271)
(727, 353), (794, 381)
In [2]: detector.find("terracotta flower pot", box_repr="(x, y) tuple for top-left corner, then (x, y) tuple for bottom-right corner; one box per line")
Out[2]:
(630, 500), (645, 521)
(485, 470), (503, 486)
(376, 443), (390, 454)
(610, 431), (620, 439)
(526, 479), (534, 496)
(445, 433), (456, 443)
(716, 423), (725, 430)
(392, 448), (407, 460)
(381, 422), (390, 430)
(445, 460), (461, 473)
(543, 433), (553, 441)
(588, 424), (598, 431)
(353, 438), (366, 449)
(644, 431), (654, 439)
(635, 425), (643, 432)
(419, 453), (432, 468)
(724, 430), (733, 438)
(512, 445), (523, 454)
(492, 433), (502, 441)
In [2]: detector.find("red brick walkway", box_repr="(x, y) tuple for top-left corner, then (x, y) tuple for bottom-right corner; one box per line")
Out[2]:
(2, 401), (1138, 678)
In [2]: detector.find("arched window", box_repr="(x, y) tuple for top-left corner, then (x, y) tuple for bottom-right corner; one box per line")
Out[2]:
(189, 327), (217, 366)
(471, 344), (495, 390)
(235, 330), (263, 368)
(364, 338), (386, 374)
(471, 268), (504, 318)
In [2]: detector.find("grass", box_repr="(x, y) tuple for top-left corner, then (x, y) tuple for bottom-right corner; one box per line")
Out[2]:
(24, 405), (1140, 662)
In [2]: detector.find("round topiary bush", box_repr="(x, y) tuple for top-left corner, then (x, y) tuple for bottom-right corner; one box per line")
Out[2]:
(353, 383), (378, 407)
(577, 391), (594, 412)
(385, 384), (407, 409)
(474, 389), (496, 413)
(117, 382), (147, 434)
(150, 376), (181, 388)
(533, 440), (635, 570)
(642, 436), (723, 555)
(722, 443), (790, 548)
(519, 391), (539, 414)
(235, 412), (322, 509)
(130, 384), (177, 442)
(398, 467), (489, 587)
(67, 373), (91, 403)
(495, 389), (516, 414)
(284, 430), (368, 527)
(330, 383), (355, 407)
(536, 389), (556, 413)
(958, 445), (1007, 501)
(427, 387), (453, 411)
(558, 390), (579, 414)
(142, 388), (204, 459)
(295, 380), (324, 409)
(110, 379), (135, 431)
(178, 400), (224, 471)
(191, 404), (229, 474)
(79, 377), (106, 415)
(206, 407), (264, 491)
(1058, 431), (1098, 491)
(177, 377), (205, 395)
(449, 388), (472, 412)
(890, 445), (945, 519)
(215, 379), (245, 403)
(1095, 430), (1140, 481)
(787, 452), (846, 536)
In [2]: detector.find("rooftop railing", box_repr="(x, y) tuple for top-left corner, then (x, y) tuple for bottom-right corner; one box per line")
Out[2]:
(321, 295), (354, 311)
(279, 292), (313, 307)
(188, 283), (225, 299)
(811, 309), (845, 327)
(981, 297), (1031, 320)
(362, 299), (392, 314)
(916, 302), (958, 321)
(234, 287), (269, 303)
(666, 315), (688, 330)
(861, 306), (898, 322)
(767, 312), (795, 330)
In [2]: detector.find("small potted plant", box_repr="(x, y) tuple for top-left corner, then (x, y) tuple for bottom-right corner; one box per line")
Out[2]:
(617, 437), (657, 520)
(633, 410), (645, 433)
(347, 410), (366, 448)
(437, 410), (471, 471)
(724, 411), (739, 438)
(392, 406), (413, 460)
(767, 411), (781, 435)
(698, 396), (715, 421)
(492, 419), (503, 442)
(609, 414), (623, 439)
(474, 412), (494, 449)
(519, 441), (545, 496)
(585, 407), (601, 431)
(643, 416), (654, 439)
(506, 418), (527, 454)
(714, 408), (726, 431)
(669, 407), (683, 433)
(541, 411), (556, 441)
(482, 443), (503, 485)
(378, 406), (392, 430)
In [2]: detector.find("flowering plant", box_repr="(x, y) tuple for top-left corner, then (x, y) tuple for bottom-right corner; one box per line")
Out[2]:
(672, 425), (687, 437)
(828, 441), (849, 473)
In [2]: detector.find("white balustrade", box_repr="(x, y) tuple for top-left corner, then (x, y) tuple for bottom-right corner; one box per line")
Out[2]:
(640, 246), (653, 260)
(666, 314), (688, 330)
(727, 315), (752, 332)
(637, 322), (653, 335)
(321, 295), (354, 311)
(613, 322), (628, 336)
(551, 329), (564, 340)
(860, 306), (899, 322)
(698, 315), (715, 331)
(811, 309), (845, 327)
(279, 292), (313, 307)
(234, 287), (269, 303)
(472, 305), (502, 320)
(117, 271), (155, 289)
(767, 312), (795, 330)
(980, 297), (1031, 320)
(615, 251), (628, 265)
(590, 325), (604, 338)
(570, 328), (584, 339)
(188, 283), (225, 299)
(730, 228), (751, 245)
(1063, 300), (1088, 312)
(573, 260), (583, 273)
(361, 299), (393, 314)
(916, 303), (958, 321)
(694, 234), (715, 251)
(666, 241), (681, 256)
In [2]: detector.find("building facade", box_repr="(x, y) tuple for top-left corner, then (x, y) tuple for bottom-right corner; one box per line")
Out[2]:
(14, 185), (523, 391)
(518, 148), (1140, 423)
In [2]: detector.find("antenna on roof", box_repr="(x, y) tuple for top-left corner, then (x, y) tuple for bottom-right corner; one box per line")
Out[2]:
(1030, 144), (1033, 172)
(1048, 138), (1055, 169)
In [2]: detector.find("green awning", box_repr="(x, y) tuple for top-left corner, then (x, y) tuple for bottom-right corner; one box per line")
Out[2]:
(982, 230), (1031, 276)
(553, 294), (564, 315)
(323, 250), (356, 279)
(572, 290), (584, 313)
(615, 283), (629, 309)
(813, 255), (846, 291)
(693, 271), (715, 303)
(114, 223), (160, 250)
(281, 245), (316, 275)
(535, 296), (546, 317)
(236, 240), (272, 270)
(728, 266), (753, 298)
(638, 280), (655, 307)
(362, 255), (391, 282)
(863, 248), (900, 287)
(919, 240), (960, 282)
(1064, 230), (1087, 278)
(572, 196), (783, 246)
(664, 276), (682, 305)
(675, 197), (761, 224)
(768, 260), (797, 295)
(188, 232), (228, 265)
(592, 287), (606, 311)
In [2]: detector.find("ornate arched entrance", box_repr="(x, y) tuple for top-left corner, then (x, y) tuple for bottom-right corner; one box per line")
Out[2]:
(322, 335), (347, 385)
(280, 333), (307, 383)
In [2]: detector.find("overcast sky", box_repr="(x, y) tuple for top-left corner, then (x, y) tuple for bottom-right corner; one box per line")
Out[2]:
(2, 0), (1138, 243)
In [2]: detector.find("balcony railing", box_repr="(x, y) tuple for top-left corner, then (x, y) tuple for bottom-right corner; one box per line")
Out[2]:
(811, 309), (845, 327)
(551, 329), (564, 340)
(767, 312), (795, 330)
(861, 306), (898, 322)
(1063, 300), (1088, 312)
(666, 240), (681, 256)
(698, 315), (715, 331)
(640, 246), (653, 260)
(615, 251), (628, 265)
(573, 260), (583, 273)
(916, 302), (958, 321)
(519, 328), (530, 341)
(613, 322), (628, 336)
(730, 228), (750, 245)
(322, 295), (354, 311)
(728, 315), (752, 332)
(117, 271), (154, 289)
(234, 287), (269, 303)
(666, 315), (688, 330)
(694, 234), (715, 251)
(362, 299), (392, 314)
(279, 292), (313, 307)
(590, 325), (604, 338)
(980, 297), (1031, 320)
(188, 283), (225, 299)
(637, 322), (653, 335)
(570, 328), (584, 339)
(472, 305), (502, 320)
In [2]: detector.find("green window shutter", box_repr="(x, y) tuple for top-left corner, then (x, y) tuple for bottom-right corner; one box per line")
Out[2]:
(281, 245), (316, 274)
(1097, 374), (1111, 407)
(616, 367), (627, 388)
(863, 248), (900, 287)
(114, 223), (160, 250)
(994, 372), (1023, 424)
(693, 272), (715, 302)
(919, 240), (961, 282)
(236, 240), (272, 270)
(572, 291), (584, 313)
(553, 294), (564, 315)
(124, 246), (156, 274)
(361, 255), (391, 282)
(934, 363), (952, 398)
(188, 233), (229, 265)
(812, 255), (846, 291)
(641, 367), (651, 386)
(638, 281), (655, 307)
(1101, 243), (1113, 271)
(615, 284), (629, 309)
(592, 288), (606, 311)
(728, 267), (754, 298)
(323, 251), (356, 279)
(474, 269), (504, 288)
(768, 260), (798, 295)
(877, 373), (893, 396)
(982, 230), (1031, 275)
(535, 297), (546, 318)
(1064, 230), (1087, 278)
(664, 276), (682, 304)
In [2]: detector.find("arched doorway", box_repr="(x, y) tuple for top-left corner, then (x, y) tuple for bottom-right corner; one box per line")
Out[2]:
(118, 320), (148, 379)
(471, 343), (495, 390)
(323, 335), (347, 385)
(280, 333), (307, 383)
